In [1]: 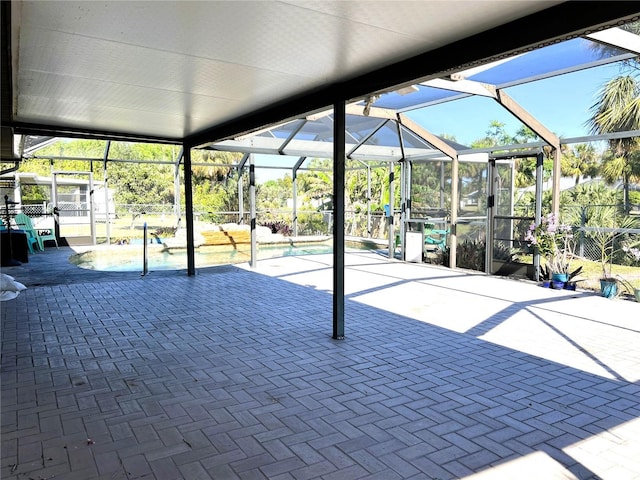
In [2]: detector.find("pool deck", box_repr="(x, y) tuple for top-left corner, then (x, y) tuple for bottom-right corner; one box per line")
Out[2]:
(2, 246), (640, 479)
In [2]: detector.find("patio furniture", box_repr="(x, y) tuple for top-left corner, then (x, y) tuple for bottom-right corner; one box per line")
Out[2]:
(14, 213), (59, 250)
(424, 223), (448, 250)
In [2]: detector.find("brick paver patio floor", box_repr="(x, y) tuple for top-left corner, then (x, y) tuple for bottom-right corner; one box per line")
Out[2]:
(2, 249), (639, 479)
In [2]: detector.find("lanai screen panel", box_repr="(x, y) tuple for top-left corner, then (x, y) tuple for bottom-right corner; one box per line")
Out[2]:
(467, 37), (635, 86)
(362, 27), (639, 113)
(411, 161), (451, 218)
(369, 86), (465, 111)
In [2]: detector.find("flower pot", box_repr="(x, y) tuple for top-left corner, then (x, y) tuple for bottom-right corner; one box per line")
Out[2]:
(552, 273), (569, 283)
(552, 280), (565, 290)
(635, 288), (640, 303)
(541, 280), (551, 288)
(564, 282), (577, 291)
(600, 279), (618, 299)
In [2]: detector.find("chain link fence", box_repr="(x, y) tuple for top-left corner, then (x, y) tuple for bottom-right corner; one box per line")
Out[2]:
(561, 205), (640, 264)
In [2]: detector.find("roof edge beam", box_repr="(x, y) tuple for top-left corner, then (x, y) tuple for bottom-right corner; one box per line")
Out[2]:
(13, 122), (180, 145)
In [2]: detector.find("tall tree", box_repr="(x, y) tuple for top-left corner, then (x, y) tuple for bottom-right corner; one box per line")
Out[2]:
(587, 74), (640, 209)
(561, 143), (599, 186)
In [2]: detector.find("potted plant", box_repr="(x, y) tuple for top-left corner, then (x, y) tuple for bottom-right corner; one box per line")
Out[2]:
(589, 218), (639, 298)
(525, 213), (575, 288)
(564, 266), (584, 291)
(599, 234), (618, 298)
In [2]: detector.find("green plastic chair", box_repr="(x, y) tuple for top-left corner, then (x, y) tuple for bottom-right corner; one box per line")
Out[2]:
(14, 213), (59, 250)
(10, 221), (40, 254)
(424, 223), (448, 249)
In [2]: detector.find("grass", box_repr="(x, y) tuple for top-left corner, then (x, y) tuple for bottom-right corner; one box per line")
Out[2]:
(572, 259), (640, 292)
(537, 256), (640, 293)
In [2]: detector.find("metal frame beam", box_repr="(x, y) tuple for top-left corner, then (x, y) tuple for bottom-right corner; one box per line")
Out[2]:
(13, 122), (180, 146)
(333, 101), (345, 340)
(250, 154), (257, 268)
(183, 146), (196, 276)
(102, 141), (111, 245)
(237, 153), (250, 224)
(278, 120), (307, 155)
(292, 156), (307, 236)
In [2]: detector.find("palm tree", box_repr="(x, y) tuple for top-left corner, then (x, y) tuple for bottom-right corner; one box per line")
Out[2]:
(587, 74), (640, 210)
(561, 143), (599, 186)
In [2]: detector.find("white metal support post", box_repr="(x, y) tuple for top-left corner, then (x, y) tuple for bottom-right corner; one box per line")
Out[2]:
(292, 156), (306, 236)
(103, 141), (111, 245)
(249, 154), (257, 268)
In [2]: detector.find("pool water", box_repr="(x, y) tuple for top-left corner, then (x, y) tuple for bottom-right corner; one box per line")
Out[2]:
(71, 241), (371, 272)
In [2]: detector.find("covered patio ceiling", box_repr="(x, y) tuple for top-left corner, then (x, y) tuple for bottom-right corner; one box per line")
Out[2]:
(2, 1), (639, 161)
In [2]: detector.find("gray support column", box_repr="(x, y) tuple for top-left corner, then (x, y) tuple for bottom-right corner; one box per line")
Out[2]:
(440, 161), (445, 209)
(237, 170), (244, 224)
(51, 172), (59, 240)
(103, 141), (111, 245)
(387, 162), (395, 259)
(292, 157), (306, 236)
(485, 159), (496, 274)
(402, 160), (412, 261)
(173, 163), (181, 219)
(399, 160), (406, 261)
(173, 147), (183, 221)
(250, 154), (257, 268)
(13, 175), (21, 206)
(366, 164), (371, 237)
(551, 147), (561, 216)
(237, 153), (249, 225)
(449, 155), (459, 269)
(406, 160), (412, 237)
(396, 120), (407, 261)
(183, 145), (196, 276)
(534, 152), (544, 280)
(333, 101), (345, 340)
(88, 173), (96, 246)
(292, 169), (298, 236)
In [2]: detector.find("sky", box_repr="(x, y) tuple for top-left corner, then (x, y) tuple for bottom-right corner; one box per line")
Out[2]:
(406, 62), (628, 146)
(254, 62), (631, 182)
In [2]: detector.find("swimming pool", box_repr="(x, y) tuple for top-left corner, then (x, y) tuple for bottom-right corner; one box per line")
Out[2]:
(70, 240), (377, 272)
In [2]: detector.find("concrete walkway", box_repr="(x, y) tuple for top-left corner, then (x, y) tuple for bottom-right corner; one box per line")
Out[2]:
(2, 247), (639, 479)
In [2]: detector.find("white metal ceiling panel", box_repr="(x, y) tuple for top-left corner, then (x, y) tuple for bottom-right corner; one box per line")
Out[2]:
(11, 0), (567, 139)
